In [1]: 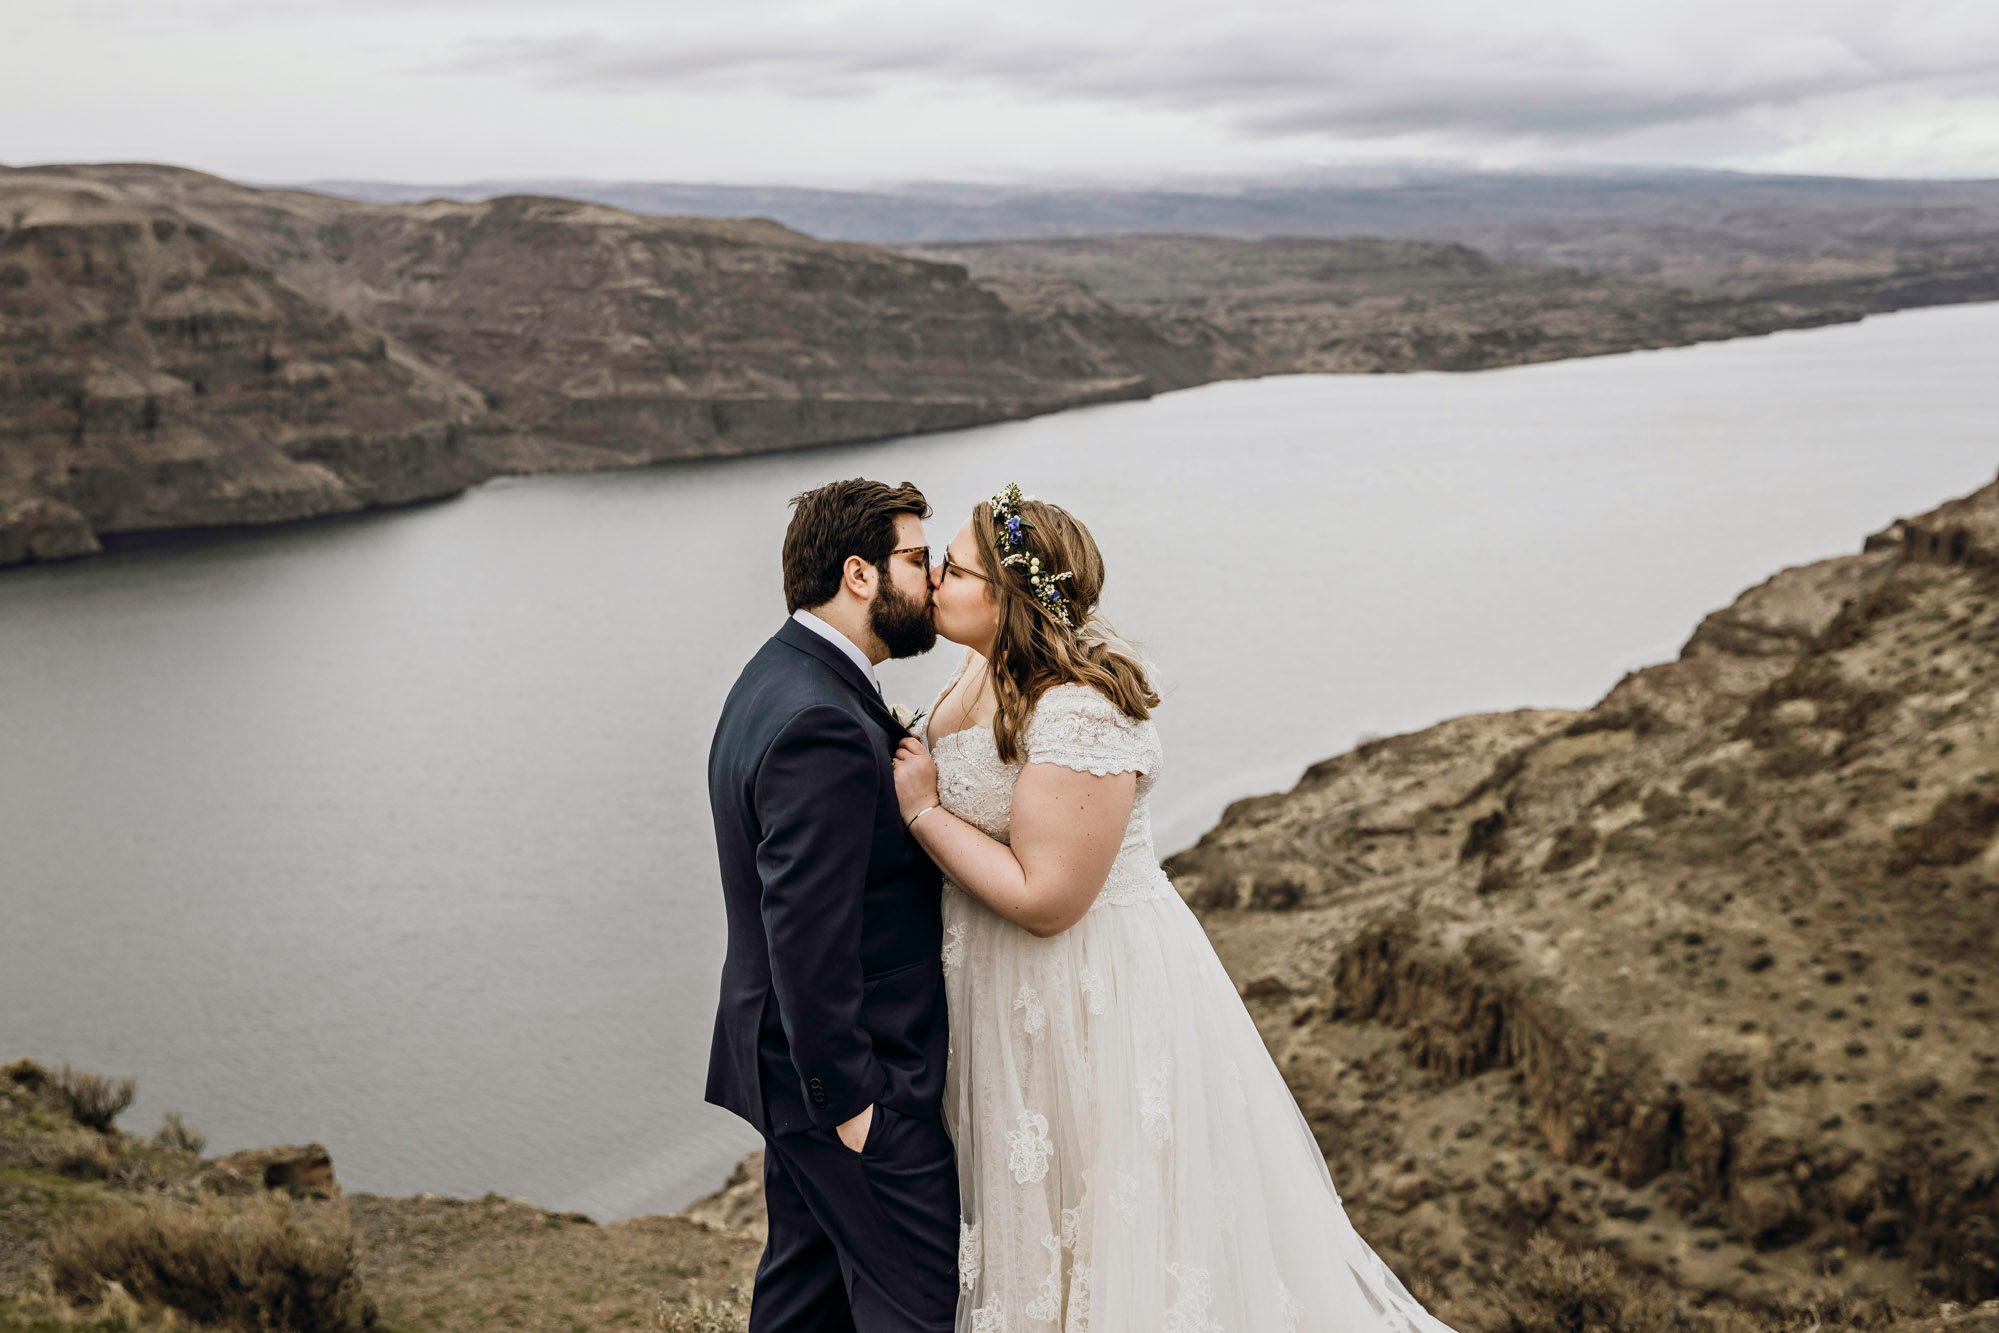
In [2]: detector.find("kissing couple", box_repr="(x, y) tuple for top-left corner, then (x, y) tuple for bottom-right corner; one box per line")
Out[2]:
(707, 479), (1456, 1332)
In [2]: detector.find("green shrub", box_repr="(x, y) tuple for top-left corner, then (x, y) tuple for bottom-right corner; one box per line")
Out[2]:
(50, 1195), (375, 1332)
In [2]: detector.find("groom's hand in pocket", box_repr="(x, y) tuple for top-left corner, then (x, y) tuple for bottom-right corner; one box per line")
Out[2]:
(836, 1104), (874, 1153)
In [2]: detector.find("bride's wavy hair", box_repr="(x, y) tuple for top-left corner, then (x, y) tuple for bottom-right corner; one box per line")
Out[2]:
(972, 495), (1159, 764)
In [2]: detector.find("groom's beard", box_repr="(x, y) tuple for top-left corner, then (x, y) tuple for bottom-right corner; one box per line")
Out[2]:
(872, 576), (937, 659)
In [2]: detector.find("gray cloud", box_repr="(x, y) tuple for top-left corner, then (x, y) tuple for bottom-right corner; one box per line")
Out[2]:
(440, 10), (1999, 147)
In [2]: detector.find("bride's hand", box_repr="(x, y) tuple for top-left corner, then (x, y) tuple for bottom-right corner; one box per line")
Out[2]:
(892, 737), (940, 824)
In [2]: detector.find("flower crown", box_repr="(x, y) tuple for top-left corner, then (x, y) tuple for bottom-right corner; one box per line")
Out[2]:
(989, 483), (1075, 628)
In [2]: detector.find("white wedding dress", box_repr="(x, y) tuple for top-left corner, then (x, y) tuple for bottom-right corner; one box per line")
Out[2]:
(927, 672), (1458, 1333)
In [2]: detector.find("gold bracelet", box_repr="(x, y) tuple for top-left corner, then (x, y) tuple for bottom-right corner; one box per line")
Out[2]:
(906, 802), (942, 830)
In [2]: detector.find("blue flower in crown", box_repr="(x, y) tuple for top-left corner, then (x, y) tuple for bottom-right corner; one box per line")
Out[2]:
(989, 482), (1075, 629)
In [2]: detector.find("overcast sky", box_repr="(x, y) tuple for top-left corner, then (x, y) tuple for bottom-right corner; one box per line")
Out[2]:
(7, 0), (1998, 186)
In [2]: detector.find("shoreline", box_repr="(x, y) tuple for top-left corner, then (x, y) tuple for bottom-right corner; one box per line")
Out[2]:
(11, 296), (1992, 578)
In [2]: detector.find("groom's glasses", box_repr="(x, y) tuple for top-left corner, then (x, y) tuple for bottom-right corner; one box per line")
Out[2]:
(886, 544), (932, 574)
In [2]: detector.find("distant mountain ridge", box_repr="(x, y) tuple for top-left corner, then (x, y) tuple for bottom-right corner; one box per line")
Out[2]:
(295, 169), (1999, 288)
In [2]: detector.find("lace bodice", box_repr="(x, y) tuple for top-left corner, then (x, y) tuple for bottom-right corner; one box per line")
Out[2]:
(927, 682), (1174, 911)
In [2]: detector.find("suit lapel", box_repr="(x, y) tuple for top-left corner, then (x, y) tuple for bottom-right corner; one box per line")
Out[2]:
(773, 619), (908, 736)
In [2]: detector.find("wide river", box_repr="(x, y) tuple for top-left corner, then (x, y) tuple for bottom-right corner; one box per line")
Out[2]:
(3, 303), (1996, 1219)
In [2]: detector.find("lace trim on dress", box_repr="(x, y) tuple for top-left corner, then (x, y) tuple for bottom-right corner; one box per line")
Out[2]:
(1078, 968), (1108, 1015)
(1014, 984), (1048, 1041)
(1025, 1234), (1063, 1322)
(1139, 1058), (1174, 1150)
(1022, 684), (1158, 778)
(1007, 1110), (1054, 1185)
(960, 1221), (983, 1293)
(1163, 1264), (1223, 1333)
(1279, 1278), (1305, 1333)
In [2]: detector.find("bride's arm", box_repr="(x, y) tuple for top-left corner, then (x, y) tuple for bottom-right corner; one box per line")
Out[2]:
(893, 738), (1134, 938)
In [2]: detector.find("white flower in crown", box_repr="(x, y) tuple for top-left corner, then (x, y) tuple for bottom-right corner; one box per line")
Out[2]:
(989, 482), (1076, 628)
(889, 703), (926, 731)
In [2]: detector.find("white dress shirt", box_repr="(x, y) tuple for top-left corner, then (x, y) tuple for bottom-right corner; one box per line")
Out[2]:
(791, 608), (880, 693)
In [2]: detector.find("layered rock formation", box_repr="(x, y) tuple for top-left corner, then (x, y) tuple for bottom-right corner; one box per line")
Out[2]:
(1168, 475), (1999, 1325)
(0, 171), (490, 564)
(1, 163), (1232, 566)
(898, 235), (1879, 375)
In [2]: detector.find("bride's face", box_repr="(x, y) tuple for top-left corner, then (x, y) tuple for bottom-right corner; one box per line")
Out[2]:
(929, 520), (999, 652)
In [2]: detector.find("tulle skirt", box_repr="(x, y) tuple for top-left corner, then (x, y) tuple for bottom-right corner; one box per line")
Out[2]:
(942, 879), (1457, 1333)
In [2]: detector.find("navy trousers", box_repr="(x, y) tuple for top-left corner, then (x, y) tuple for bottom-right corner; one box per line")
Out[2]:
(750, 1105), (960, 1333)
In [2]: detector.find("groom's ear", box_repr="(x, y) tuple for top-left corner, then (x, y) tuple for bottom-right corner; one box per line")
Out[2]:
(841, 554), (879, 601)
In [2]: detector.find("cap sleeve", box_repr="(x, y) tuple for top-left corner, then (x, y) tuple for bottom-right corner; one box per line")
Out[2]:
(1023, 684), (1158, 777)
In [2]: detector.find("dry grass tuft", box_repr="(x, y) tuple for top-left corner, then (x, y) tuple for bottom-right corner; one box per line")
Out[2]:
(53, 1069), (136, 1135)
(0, 1286), (154, 1331)
(148, 1115), (203, 1159)
(35, 1132), (120, 1181)
(49, 1195), (374, 1331)
(1503, 1234), (1716, 1333)
(653, 1292), (748, 1333)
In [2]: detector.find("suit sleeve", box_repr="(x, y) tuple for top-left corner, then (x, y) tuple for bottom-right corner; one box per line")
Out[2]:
(753, 704), (886, 1129)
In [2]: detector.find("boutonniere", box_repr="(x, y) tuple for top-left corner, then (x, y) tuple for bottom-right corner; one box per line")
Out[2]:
(889, 703), (926, 731)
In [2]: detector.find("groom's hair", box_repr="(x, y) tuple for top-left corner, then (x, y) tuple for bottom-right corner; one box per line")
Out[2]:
(784, 478), (931, 613)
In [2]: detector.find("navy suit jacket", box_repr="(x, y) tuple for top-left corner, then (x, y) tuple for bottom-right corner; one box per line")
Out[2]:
(705, 618), (948, 1137)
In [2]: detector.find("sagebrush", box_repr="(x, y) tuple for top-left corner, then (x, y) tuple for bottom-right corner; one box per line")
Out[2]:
(54, 1066), (136, 1134)
(50, 1195), (374, 1332)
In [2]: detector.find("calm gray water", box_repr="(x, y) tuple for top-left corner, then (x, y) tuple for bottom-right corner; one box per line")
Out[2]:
(3, 303), (1996, 1220)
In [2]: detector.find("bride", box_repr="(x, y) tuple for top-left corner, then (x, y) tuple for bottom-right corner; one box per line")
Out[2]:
(891, 485), (1457, 1333)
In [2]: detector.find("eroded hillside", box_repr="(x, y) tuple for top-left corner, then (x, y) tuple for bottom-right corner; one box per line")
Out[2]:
(1167, 475), (1999, 1327)
(0, 163), (1235, 565)
(898, 235), (1893, 375)
(0, 173), (491, 563)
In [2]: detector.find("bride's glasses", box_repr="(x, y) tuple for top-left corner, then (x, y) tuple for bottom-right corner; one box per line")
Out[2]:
(936, 550), (988, 583)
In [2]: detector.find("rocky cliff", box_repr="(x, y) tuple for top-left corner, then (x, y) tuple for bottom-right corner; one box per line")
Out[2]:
(1168, 474), (1999, 1326)
(896, 235), (1912, 376)
(0, 172), (492, 564)
(1, 163), (1233, 566)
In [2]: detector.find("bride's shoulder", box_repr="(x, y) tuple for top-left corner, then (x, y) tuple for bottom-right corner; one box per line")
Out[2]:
(1023, 682), (1158, 774)
(1029, 681), (1130, 721)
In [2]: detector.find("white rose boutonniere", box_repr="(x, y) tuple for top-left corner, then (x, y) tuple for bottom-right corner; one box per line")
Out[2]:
(889, 703), (926, 732)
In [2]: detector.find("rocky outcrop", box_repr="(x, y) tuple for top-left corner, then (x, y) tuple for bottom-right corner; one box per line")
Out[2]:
(0, 170), (492, 563)
(212, 1143), (339, 1198)
(1170, 474), (1999, 1323)
(680, 1150), (769, 1242)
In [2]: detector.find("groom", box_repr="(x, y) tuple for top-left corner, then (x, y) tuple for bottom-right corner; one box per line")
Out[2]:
(706, 478), (959, 1332)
